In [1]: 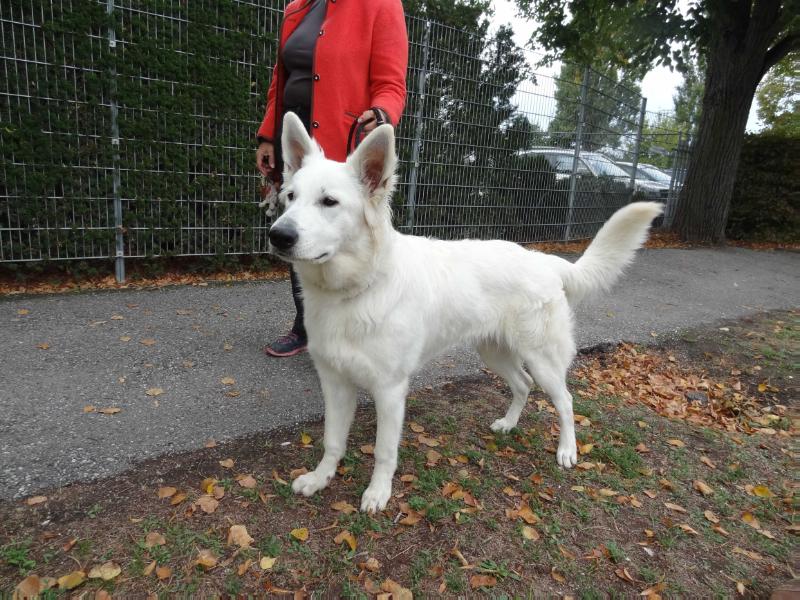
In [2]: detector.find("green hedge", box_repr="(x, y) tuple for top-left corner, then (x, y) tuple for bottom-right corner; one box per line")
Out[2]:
(726, 133), (800, 243)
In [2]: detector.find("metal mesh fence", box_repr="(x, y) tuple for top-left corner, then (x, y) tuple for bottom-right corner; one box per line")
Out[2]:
(1, 0), (691, 275)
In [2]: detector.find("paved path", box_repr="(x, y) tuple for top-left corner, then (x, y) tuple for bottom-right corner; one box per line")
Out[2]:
(1, 248), (798, 499)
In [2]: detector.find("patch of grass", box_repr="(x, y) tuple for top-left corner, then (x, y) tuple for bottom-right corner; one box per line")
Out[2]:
(343, 512), (392, 536)
(86, 502), (103, 518)
(166, 524), (223, 556)
(605, 540), (626, 564)
(424, 498), (461, 522)
(444, 562), (467, 594)
(594, 446), (643, 479)
(415, 467), (449, 495)
(257, 535), (282, 557)
(0, 540), (36, 575)
(409, 549), (435, 590)
(638, 565), (662, 585)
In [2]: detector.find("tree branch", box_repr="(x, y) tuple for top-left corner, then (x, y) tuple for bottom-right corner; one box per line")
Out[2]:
(761, 31), (800, 78)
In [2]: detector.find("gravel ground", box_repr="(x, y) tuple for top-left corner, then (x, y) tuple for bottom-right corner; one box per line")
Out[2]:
(1, 247), (797, 499)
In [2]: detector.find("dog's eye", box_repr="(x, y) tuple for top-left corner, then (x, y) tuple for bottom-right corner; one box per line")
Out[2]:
(286, 191), (295, 202)
(321, 197), (339, 207)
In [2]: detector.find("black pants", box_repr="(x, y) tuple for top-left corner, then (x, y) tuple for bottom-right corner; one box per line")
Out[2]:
(277, 105), (311, 340)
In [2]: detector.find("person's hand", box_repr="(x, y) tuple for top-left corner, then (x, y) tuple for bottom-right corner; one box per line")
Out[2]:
(256, 141), (275, 176)
(358, 109), (384, 134)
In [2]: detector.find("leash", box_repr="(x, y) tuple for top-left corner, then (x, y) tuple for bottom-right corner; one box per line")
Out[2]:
(346, 107), (387, 156)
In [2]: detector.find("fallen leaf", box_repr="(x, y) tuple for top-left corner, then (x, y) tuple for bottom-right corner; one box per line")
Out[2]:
(409, 422), (425, 433)
(145, 532), (166, 547)
(667, 439), (685, 448)
(14, 575), (44, 598)
(704, 510), (720, 524)
(334, 530), (357, 551)
(643, 490), (657, 499)
(425, 449), (442, 466)
(139, 338), (156, 346)
(204, 439), (217, 448)
(237, 474), (257, 489)
(156, 566), (172, 580)
(223, 343), (233, 351)
(83, 405), (96, 413)
(331, 500), (357, 514)
(36, 342), (50, 350)
(300, 432), (313, 445)
(145, 387), (164, 397)
(615, 567), (636, 583)
(195, 549), (218, 569)
(753, 485), (774, 498)
(25, 496), (47, 506)
(712, 525), (730, 536)
(228, 525), (254, 548)
(260, 556), (277, 570)
(291, 528), (309, 542)
(220, 377), (236, 385)
(17, 309), (29, 315)
(640, 582), (666, 596)
(678, 524), (699, 535)
(119, 336), (132, 342)
(470, 574), (498, 588)
(522, 526), (540, 541)
(732, 546), (762, 561)
(143, 561), (156, 576)
(360, 444), (374, 455)
(362, 557), (381, 572)
(741, 512), (761, 529)
(62, 538), (77, 552)
(418, 434), (440, 447)
(88, 562), (121, 581)
(381, 578), (413, 600)
(664, 502), (687, 513)
(57, 571), (86, 590)
(157, 486), (176, 499)
(170, 491), (187, 505)
(98, 407), (122, 415)
(700, 456), (716, 469)
(579, 443), (594, 455)
(693, 480), (714, 496)
(550, 567), (566, 584)
(758, 528), (776, 540)
(196, 496), (219, 514)
(219, 458), (234, 469)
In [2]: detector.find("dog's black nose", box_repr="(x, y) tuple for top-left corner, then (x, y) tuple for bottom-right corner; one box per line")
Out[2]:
(269, 226), (298, 251)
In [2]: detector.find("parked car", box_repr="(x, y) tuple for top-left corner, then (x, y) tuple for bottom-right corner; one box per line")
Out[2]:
(616, 161), (673, 199)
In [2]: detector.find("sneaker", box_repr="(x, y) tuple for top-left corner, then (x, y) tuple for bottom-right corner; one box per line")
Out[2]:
(264, 332), (307, 357)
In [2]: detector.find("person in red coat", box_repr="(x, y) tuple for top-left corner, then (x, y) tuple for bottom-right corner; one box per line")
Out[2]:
(257, 0), (408, 357)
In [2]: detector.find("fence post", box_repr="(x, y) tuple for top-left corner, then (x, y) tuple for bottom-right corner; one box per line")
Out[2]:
(107, 0), (125, 282)
(664, 131), (682, 227)
(565, 66), (590, 241)
(405, 20), (431, 235)
(628, 96), (647, 199)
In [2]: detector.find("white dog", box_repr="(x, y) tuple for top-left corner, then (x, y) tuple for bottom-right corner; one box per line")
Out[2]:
(269, 112), (662, 513)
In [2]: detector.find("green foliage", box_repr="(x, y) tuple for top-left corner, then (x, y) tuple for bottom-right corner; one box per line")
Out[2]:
(726, 134), (800, 243)
(756, 52), (800, 137)
(1, 0), (275, 262)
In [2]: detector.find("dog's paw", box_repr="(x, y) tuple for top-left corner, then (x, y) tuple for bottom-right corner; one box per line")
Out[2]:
(291, 469), (332, 497)
(556, 442), (578, 469)
(360, 482), (392, 514)
(490, 417), (516, 433)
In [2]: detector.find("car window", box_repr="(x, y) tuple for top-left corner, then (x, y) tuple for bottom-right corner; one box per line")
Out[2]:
(582, 155), (629, 178)
(544, 153), (590, 175)
(640, 165), (672, 184)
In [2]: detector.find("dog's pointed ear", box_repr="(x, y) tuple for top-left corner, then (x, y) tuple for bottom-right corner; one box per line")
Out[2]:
(347, 124), (397, 197)
(281, 112), (316, 173)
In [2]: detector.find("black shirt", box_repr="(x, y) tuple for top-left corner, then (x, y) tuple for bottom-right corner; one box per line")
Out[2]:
(282, 0), (327, 114)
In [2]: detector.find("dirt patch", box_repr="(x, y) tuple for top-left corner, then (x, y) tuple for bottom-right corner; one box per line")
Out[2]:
(1, 311), (797, 598)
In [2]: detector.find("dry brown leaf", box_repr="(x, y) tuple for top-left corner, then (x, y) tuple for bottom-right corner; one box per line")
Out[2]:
(579, 443), (594, 455)
(145, 532), (166, 547)
(196, 495), (219, 514)
(425, 449), (442, 466)
(704, 510), (720, 524)
(712, 524), (730, 537)
(409, 422), (425, 433)
(14, 575), (44, 598)
(615, 567), (636, 583)
(362, 557), (381, 572)
(219, 458), (235, 469)
(139, 338), (156, 346)
(678, 524), (699, 535)
(360, 444), (374, 455)
(667, 439), (685, 448)
(156, 566), (172, 580)
(470, 574), (498, 589)
(204, 439), (217, 448)
(145, 387), (164, 397)
(640, 582), (666, 596)
(742, 512), (761, 529)
(119, 336), (132, 342)
(143, 560), (156, 576)
(290, 528), (309, 542)
(700, 456), (716, 469)
(25, 496), (47, 506)
(522, 526), (540, 541)
(170, 491), (187, 505)
(331, 500), (357, 514)
(550, 567), (566, 584)
(664, 502), (687, 513)
(220, 377), (236, 385)
(334, 530), (357, 551)
(157, 486), (176, 499)
(111, 314), (124, 320)
(732, 546), (762, 561)
(381, 578), (413, 600)
(693, 480), (714, 496)
(237, 474), (258, 489)
(195, 549), (218, 569)
(98, 407), (122, 415)
(643, 490), (657, 499)
(227, 525), (254, 548)
(418, 434), (440, 447)
(88, 562), (121, 581)
(36, 342), (50, 350)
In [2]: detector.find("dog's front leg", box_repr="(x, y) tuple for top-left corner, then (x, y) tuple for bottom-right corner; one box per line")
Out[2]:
(361, 380), (409, 513)
(292, 366), (357, 498)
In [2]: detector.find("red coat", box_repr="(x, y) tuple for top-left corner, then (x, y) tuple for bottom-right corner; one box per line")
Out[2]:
(257, 0), (408, 163)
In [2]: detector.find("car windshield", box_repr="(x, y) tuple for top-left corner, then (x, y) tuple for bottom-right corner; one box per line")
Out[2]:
(639, 165), (672, 184)
(582, 155), (629, 178)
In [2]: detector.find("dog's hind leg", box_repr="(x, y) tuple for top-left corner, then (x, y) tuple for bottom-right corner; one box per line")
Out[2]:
(479, 344), (533, 434)
(292, 364), (357, 497)
(361, 379), (409, 513)
(524, 347), (578, 468)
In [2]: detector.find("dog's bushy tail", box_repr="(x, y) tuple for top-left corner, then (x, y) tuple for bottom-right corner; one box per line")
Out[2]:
(562, 202), (663, 305)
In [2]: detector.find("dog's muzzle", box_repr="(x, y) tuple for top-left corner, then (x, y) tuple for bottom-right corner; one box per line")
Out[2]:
(269, 225), (298, 252)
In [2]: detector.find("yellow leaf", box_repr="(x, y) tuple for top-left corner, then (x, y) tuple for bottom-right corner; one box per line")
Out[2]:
(156, 566), (172, 580)
(195, 549), (218, 569)
(227, 525), (254, 549)
(88, 562), (121, 581)
(693, 480), (714, 496)
(157, 486), (176, 499)
(667, 439), (685, 448)
(753, 485), (774, 498)
(334, 529), (357, 551)
(300, 432), (313, 445)
(57, 571), (86, 590)
(290, 527), (309, 541)
(522, 526), (540, 540)
(381, 578), (414, 600)
(17, 309), (29, 315)
(741, 512), (761, 529)
(579, 443), (594, 455)
(37, 342), (50, 350)
(145, 387), (164, 397)
(259, 556), (277, 570)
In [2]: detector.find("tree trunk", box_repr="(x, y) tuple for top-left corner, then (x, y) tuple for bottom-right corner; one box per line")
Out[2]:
(672, 1), (783, 243)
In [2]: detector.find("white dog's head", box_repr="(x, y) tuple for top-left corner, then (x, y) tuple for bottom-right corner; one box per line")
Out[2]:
(268, 112), (397, 271)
